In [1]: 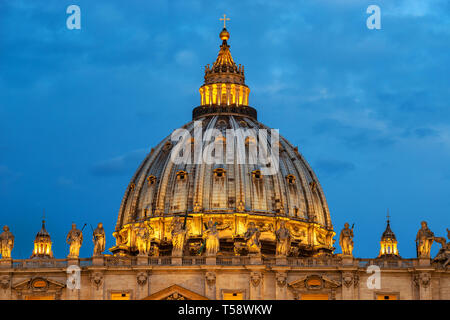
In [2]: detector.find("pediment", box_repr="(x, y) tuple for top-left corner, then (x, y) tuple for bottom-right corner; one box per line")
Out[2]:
(13, 277), (66, 292)
(288, 274), (341, 290)
(143, 284), (208, 300)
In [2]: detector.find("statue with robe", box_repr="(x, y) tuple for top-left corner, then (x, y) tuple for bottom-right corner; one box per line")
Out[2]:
(135, 222), (152, 256)
(202, 219), (230, 256)
(244, 222), (262, 254)
(171, 217), (187, 257)
(0, 226), (14, 259)
(93, 222), (106, 256)
(66, 223), (83, 258)
(339, 223), (354, 256)
(275, 221), (291, 256)
(416, 221), (434, 258)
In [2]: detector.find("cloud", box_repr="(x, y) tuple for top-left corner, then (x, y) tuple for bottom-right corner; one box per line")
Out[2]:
(90, 149), (148, 177)
(314, 159), (356, 178)
(175, 50), (198, 66)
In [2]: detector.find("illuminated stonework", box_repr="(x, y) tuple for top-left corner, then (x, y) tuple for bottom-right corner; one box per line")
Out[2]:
(111, 27), (335, 258)
(199, 28), (250, 106)
(0, 23), (448, 301)
(379, 218), (399, 258)
(31, 220), (53, 259)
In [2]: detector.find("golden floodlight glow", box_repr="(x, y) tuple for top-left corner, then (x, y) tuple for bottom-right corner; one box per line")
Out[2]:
(31, 220), (53, 259)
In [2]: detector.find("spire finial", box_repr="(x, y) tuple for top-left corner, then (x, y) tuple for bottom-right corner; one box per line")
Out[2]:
(386, 208), (390, 222)
(220, 14), (230, 28)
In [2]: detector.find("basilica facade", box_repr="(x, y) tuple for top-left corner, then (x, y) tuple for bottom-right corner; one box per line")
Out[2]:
(0, 25), (449, 300)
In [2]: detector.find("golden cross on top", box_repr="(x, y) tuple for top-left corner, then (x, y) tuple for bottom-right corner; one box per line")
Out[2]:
(386, 209), (390, 221)
(220, 14), (230, 28)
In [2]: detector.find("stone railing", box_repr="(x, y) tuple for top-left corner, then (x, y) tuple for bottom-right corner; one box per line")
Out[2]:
(0, 256), (428, 269)
(356, 258), (417, 269)
(6, 259), (68, 269)
(287, 257), (342, 268)
(182, 257), (206, 265)
(104, 256), (137, 267)
(216, 256), (250, 265)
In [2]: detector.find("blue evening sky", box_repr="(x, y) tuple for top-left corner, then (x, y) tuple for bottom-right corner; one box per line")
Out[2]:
(0, 0), (449, 259)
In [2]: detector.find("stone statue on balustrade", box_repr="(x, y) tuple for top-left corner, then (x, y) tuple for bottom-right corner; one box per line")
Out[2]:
(171, 217), (187, 257)
(0, 226), (14, 260)
(93, 222), (106, 256)
(244, 222), (273, 255)
(339, 223), (354, 256)
(244, 222), (261, 254)
(416, 221), (434, 259)
(275, 221), (291, 257)
(66, 223), (83, 258)
(135, 222), (153, 256)
(202, 219), (231, 256)
(432, 228), (450, 267)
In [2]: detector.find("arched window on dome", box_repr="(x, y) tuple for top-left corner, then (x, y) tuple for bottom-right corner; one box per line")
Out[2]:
(251, 170), (262, 180)
(176, 170), (187, 181)
(286, 174), (296, 185)
(214, 167), (226, 178)
(147, 175), (156, 185)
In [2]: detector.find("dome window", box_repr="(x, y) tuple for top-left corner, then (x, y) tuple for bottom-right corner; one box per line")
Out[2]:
(176, 170), (188, 181)
(147, 175), (156, 185)
(214, 168), (226, 178)
(286, 174), (296, 185)
(252, 170), (262, 180)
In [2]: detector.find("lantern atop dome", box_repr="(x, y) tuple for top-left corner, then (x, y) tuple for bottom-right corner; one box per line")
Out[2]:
(199, 15), (250, 108)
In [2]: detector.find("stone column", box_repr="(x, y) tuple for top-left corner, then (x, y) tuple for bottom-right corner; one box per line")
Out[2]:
(209, 85), (213, 105)
(218, 86), (222, 105)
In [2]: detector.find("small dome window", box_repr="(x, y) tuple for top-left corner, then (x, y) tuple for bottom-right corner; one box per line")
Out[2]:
(252, 170), (262, 180)
(147, 175), (156, 185)
(286, 174), (296, 185)
(214, 168), (226, 178)
(176, 170), (188, 181)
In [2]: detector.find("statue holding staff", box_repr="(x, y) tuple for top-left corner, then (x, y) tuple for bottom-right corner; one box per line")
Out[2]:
(339, 223), (354, 256)
(66, 223), (84, 258)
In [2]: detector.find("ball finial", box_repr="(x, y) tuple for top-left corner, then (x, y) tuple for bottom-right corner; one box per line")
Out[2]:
(220, 28), (230, 41)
